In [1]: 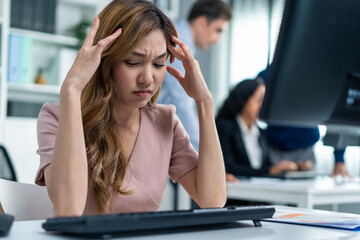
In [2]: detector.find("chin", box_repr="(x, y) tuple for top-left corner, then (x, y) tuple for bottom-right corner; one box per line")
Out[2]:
(201, 45), (210, 50)
(136, 99), (151, 108)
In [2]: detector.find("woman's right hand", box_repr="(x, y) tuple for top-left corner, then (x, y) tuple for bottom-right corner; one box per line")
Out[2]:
(297, 160), (313, 171)
(63, 17), (122, 92)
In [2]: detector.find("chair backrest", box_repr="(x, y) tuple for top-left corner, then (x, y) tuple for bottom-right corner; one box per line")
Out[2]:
(0, 179), (53, 221)
(0, 145), (17, 181)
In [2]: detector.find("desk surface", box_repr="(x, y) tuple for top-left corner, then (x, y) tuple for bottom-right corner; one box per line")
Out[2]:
(227, 177), (360, 208)
(4, 206), (360, 240)
(228, 176), (360, 193)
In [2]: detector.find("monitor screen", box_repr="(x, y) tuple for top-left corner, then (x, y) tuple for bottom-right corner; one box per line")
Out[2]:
(260, 0), (360, 131)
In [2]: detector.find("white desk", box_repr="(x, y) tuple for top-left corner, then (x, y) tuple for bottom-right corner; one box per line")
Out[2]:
(4, 206), (360, 240)
(227, 177), (360, 210)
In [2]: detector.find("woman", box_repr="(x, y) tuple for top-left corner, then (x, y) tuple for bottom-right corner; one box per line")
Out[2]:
(35, 0), (226, 216)
(216, 78), (298, 181)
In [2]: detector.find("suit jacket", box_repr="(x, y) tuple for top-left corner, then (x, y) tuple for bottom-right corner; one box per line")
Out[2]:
(216, 117), (270, 177)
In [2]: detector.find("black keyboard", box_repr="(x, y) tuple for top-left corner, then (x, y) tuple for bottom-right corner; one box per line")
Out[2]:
(42, 206), (275, 238)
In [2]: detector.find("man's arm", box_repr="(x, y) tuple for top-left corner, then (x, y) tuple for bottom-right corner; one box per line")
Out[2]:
(332, 149), (351, 177)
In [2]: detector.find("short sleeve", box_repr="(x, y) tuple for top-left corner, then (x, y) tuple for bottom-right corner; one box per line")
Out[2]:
(168, 106), (198, 182)
(35, 102), (60, 186)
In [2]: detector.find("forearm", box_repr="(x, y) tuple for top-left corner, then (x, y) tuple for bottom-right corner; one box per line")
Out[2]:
(45, 81), (88, 216)
(195, 97), (227, 207)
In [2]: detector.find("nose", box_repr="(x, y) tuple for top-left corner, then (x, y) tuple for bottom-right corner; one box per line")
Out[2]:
(138, 64), (153, 87)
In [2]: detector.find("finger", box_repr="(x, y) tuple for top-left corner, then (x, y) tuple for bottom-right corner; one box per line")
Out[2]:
(171, 35), (193, 60)
(167, 43), (185, 62)
(226, 174), (238, 182)
(233, 178), (240, 182)
(83, 17), (100, 47)
(103, 28), (122, 51)
(288, 162), (299, 171)
(331, 170), (339, 177)
(166, 66), (184, 82)
(230, 175), (239, 182)
(170, 53), (175, 64)
(95, 28), (122, 54)
(167, 42), (177, 64)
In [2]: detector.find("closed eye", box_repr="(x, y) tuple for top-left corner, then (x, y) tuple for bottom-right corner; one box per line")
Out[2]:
(154, 63), (165, 68)
(125, 60), (139, 66)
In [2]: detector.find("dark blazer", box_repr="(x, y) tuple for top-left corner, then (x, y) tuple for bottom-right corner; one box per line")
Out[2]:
(216, 117), (270, 177)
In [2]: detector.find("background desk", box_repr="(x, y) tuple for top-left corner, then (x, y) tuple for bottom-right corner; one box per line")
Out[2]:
(227, 177), (360, 210)
(5, 206), (360, 240)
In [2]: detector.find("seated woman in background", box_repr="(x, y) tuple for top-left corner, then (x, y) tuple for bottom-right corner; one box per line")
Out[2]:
(35, 0), (226, 216)
(216, 78), (298, 181)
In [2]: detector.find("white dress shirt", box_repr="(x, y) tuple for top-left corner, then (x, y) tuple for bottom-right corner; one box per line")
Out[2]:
(236, 115), (263, 169)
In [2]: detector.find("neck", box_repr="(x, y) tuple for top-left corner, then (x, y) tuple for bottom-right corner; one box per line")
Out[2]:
(239, 114), (252, 129)
(114, 104), (141, 130)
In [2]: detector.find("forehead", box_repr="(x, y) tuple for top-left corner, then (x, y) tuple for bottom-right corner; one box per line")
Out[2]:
(208, 18), (228, 29)
(133, 29), (167, 55)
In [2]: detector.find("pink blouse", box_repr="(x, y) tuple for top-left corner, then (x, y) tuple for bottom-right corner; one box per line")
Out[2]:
(35, 102), (198, 215)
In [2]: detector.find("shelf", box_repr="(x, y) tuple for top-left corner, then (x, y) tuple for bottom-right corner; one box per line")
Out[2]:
(7, 82), (60, 103)
(10, 28), (78, 47)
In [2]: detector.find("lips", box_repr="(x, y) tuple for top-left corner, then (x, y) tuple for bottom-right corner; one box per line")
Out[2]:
(133, 90), (152, 98)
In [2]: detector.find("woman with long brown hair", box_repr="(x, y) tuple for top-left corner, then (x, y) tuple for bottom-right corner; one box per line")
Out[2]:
(35, 0), (226, 216)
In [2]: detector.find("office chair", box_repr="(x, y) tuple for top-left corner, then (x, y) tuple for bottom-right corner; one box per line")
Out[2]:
(0, 179), (53, 220)
(0, 145), (17, 181)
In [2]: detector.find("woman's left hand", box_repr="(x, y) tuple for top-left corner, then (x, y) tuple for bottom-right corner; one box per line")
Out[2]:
(167, 36), (212, 102)
(226, 173), (240, 182)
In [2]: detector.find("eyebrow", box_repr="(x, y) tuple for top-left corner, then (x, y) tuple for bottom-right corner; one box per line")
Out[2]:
(132, 51), (168, 59)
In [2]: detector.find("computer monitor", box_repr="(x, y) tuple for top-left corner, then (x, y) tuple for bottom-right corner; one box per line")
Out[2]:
(260, 0), (360, 133)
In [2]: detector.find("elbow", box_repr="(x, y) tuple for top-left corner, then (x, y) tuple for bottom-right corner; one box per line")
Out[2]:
(51, 197), (85, 217)
(54, 203), (84, 217)
(46, 179), (87, 217)
(213, 195), (227, 208)
(199, 199), (226, 209)
(198, 192), (227, 209)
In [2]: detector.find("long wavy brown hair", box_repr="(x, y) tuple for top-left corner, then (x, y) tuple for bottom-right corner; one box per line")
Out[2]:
(80, 0), (178, 214)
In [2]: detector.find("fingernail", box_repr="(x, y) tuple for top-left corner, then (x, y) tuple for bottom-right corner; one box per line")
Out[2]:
(112, 28), (122, 36)
(94, 16), (99, 23)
